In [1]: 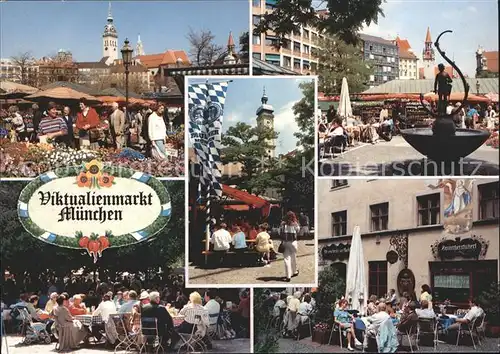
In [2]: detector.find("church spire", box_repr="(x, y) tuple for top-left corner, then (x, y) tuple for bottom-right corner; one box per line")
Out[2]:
(107, 1), (113, 22)
(136, 33), (145, 56)
(425, 27), (432, 43)
(261, 86), (268, 104)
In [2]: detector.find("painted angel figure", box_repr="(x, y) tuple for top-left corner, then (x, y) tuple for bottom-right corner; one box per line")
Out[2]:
(444, 179), (471, 217)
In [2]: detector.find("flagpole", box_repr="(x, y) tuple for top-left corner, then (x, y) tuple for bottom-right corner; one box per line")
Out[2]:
(205, 185), (211, 267)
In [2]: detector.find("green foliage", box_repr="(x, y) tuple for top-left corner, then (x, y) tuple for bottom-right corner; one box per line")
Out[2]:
(292, 81), (316, 150)
(221, 121), (281, 195)
(0, 180), (184, 278)
(316, 267), (346, 323)
(478, 281), (500, 326)
(253, 288), (279, 353)
(239, 31), (250, 63)
(254, 0), (385, 46)
(317, 37), (373, 95)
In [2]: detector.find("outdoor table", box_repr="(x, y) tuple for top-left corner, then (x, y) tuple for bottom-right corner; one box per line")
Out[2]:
(75, 314), (103, 326)
(172, 315), (185, 327)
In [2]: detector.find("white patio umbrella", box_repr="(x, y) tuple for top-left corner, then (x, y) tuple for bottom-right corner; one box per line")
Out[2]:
(345, 225), (368, 313)
(337, 77), (353, 120)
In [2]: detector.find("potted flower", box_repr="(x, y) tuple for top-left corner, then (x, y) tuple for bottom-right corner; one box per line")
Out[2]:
(479, 282), (500, 337)
(312, 322), (331, 344)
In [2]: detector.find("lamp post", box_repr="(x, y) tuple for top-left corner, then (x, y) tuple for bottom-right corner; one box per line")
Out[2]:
(475, 80), (480, 95)
(120, 38), (133, 108)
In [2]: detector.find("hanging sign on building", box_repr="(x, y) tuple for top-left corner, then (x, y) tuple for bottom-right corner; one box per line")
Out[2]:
(431, 236), (489, 260)
(397, 268), (416, 297)
(426, 179), (474, 234)
(321, 243), (350, 261)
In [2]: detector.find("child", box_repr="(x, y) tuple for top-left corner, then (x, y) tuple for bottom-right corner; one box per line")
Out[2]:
(255, 223), (274, 265)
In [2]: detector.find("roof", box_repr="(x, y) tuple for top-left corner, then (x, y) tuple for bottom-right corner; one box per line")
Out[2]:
(0, 81), (39, 94)
(40, 81), (96, 95)
(418, 65), (457, 79)
(110, 63), (149, 73)
(228, 32), (235, 47)
(252, 58), (299, 75)
(136, 50), (190, 68)
(483, 51), (499, 73)
(359, 33), (396, 46)
(77, 60), (109, 69)
(96, 87), (141, 98)
(395, 37), (417, 60)
(362, 78), (499, 95)
(425, 27), (432, 42)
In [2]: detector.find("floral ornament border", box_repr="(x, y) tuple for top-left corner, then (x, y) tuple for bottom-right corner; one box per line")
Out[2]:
(17, 163), (171, 258)
(431, 235), (489, 260)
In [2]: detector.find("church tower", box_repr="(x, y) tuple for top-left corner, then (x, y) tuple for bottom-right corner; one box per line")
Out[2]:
(422, 27), (435, 79)
(256, 87), (276, 159)
(223, 31), (237, 65)
(135, 34), (145, 56)
(102, 1), (118, 62)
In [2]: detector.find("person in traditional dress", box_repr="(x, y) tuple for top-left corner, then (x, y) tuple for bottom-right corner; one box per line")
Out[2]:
(147, 103), (167, 159)
(52, 295), (87, 351)
(444, 180), (471, 217)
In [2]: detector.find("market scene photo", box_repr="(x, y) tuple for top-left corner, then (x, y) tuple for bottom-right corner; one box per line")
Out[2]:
(187, 76), (316, 285)
(251, 0), (499, 176)
(254, 178), (499, 353)
(0, 180), (251, 353)
(0, 0), (249, 178)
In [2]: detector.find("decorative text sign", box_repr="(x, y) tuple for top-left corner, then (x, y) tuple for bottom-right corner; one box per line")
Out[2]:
(18, 160), (171, 262)
(321, 243), (350, 261)
(432, 236), (487, 260)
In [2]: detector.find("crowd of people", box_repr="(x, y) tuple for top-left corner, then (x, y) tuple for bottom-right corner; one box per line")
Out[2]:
(318, 101), (499, 157)
(0, 98), (182, 159)
(208, 211), (310, 282)
(1, 270), (250, 352)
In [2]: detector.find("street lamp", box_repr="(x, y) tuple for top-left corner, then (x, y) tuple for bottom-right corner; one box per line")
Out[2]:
(120, 38), (133, 107)
(475, 80), (480, 95)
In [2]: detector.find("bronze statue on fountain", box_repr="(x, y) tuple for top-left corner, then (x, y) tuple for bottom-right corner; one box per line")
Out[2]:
(401, 30), (490, 163)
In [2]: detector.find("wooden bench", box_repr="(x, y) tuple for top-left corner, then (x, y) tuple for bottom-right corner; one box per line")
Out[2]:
(201, 249), (262, 267)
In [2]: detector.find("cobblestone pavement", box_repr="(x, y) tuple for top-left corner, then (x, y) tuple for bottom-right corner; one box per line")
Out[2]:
(1, 335), (250, 353)
(319, 136), (499, 176)
(277, 337), (500, 353)
(188, 239), (316, 285)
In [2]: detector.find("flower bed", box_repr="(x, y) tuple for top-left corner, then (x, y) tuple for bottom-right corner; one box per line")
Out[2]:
(0, 139), (184, 177)
(312, 322), (331, 344)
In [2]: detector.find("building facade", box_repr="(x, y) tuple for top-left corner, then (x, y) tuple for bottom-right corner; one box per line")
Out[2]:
(359, 34), (399, 86)
(318, 178), (499, 305)
(252, 0), (322, 74)
(395, 37), (418, 80)
(76, 58), (111, 87)
(36, 50), (79, 86)
(476, 47), (499, 76)
(0, 58), (38, 85)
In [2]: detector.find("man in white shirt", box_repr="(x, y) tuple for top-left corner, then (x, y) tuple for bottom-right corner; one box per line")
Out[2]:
(203, 290), (220, 326)
(379, 106), (389, 123)
(91, 292), (117, 342)
(324, 117), (346, 154)
(363, 303), (391, 348)
(447, 298), (484, 332)
(446, 103), (454, 115)
(416, 300), (436, 318)
(210, 223), (232, 264)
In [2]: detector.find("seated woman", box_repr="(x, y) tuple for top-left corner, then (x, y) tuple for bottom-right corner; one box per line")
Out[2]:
(297, 294), (313, 327)
(366, 295), (378, 316)
(255, 223), (274, 265)
(177, 292), (212, 350)
(283, 292), (301, 337)
(334, 299), (362, 351)
(69, 295), (87, 316)
(324, 117), (348, 153)
(397, 301), (418, 334)
(231, 226), (247, 253)
(53, 295), (87, 351)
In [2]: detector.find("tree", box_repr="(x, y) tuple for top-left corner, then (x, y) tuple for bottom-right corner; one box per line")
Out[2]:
(316, 37), (372, 95)
(315, 267), (346, 323)
(253, 288), (280, 353)
(221, 122), (280, 195)
(254, 0), (385, 46)
(10, 52), (37, 86)
(239, 31), (250, 63)
(186, 28), (224, 66)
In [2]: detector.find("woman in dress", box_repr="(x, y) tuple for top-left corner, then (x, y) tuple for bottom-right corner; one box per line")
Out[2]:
(420, 284), (433, 309)
(75, 98), (100, 149)
(334, 299), (361, 351)
(255, 223), (274, 265)
(279, 211), (300, 282)
(53, 295), (87, 351)
(147, 103), (167, 159)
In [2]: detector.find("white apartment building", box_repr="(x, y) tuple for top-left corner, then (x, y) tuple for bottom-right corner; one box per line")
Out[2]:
(0, 58), (38, 84)
(252, 0), (322, 74)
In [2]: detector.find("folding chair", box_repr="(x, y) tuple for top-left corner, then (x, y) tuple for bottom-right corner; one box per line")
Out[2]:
(112, 314), (139, 353)
(296, 310), (315, 341)
(328, 322), (343, 348)
(139, 317), (164, 354)
(476, 314), (486, 343)
(207, 313), (219, 340)
(456, 315), (481, 349)
(417, 317), (438, 351)
(397, 324), (418, 352)
(177, 314), (207, 353)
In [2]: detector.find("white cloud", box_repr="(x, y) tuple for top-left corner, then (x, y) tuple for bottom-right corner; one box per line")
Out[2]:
(273, 100), (300, 154)
(361, 23), (398, 40)
(467, 6), (477, 13)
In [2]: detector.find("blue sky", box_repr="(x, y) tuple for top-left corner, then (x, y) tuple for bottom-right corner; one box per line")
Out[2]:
(359, 0), (499, 77)
(0, 0), (248, 61)
(188, 77), (314, 155)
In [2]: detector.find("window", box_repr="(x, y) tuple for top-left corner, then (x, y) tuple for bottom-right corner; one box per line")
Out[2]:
(265, 36), (278, 46)
(370, 202), (389, 231)
(252, 52), (261, 60)
(264, 54), (280, 66)
(303, 29), (310, 39)
(369, 54), (374, 60)
(293, 58), (301, 69)
(331, 211), (347, 237)
(383, 75), (388, 81)
(252, 15), (261, 26)
(252, 35), (261, 45)
(303, 44), (310, 54)
(369, 261), (388, 298)
(252, 0), (261, 7)
(283, 56), (291, 67)
(293, 29), (301, 37)
(387, 57), (391, 63)
(382, 47), (386, 53)
(331, 180), (348, 189)
(369, 45), (373, 51)
(417, 193), (440, 226)
(293, 41), (301, 52)
(303, 62), (310, 70)
(478, 182), (499, 219)
(265, 0), (276, 9)
(369, 75), (374, 82)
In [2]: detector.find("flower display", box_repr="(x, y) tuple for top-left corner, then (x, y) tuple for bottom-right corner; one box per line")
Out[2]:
(98, 173), (114, 187)
(76, 172), (92, 188)
(313, 322), (330, 331)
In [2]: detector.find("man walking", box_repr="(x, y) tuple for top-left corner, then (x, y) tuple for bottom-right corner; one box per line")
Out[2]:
(109, 102), (125, 149)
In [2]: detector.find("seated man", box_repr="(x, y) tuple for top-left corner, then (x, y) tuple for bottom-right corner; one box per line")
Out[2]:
(141, 291), (174, 348)
(416, 300), (436, 318)
(447, 298), (483, 332)
(397, 301), (418, 334)
(324, 117), (347, 153)
(203, 290), (221, 327)
(91, 293), (117, 342)
(364, 302), (391, 348)
(118, 290), (139, 314)
(69, 295), (87, 316)
(210, 223), (232, 264)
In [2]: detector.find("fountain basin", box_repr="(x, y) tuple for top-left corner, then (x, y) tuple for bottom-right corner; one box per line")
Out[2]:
(401, 128), (491, 161)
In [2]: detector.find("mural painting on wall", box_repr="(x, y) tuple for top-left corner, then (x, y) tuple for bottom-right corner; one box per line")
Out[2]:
(397, 268), (416, 297)
(427, 179), (474, 234)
